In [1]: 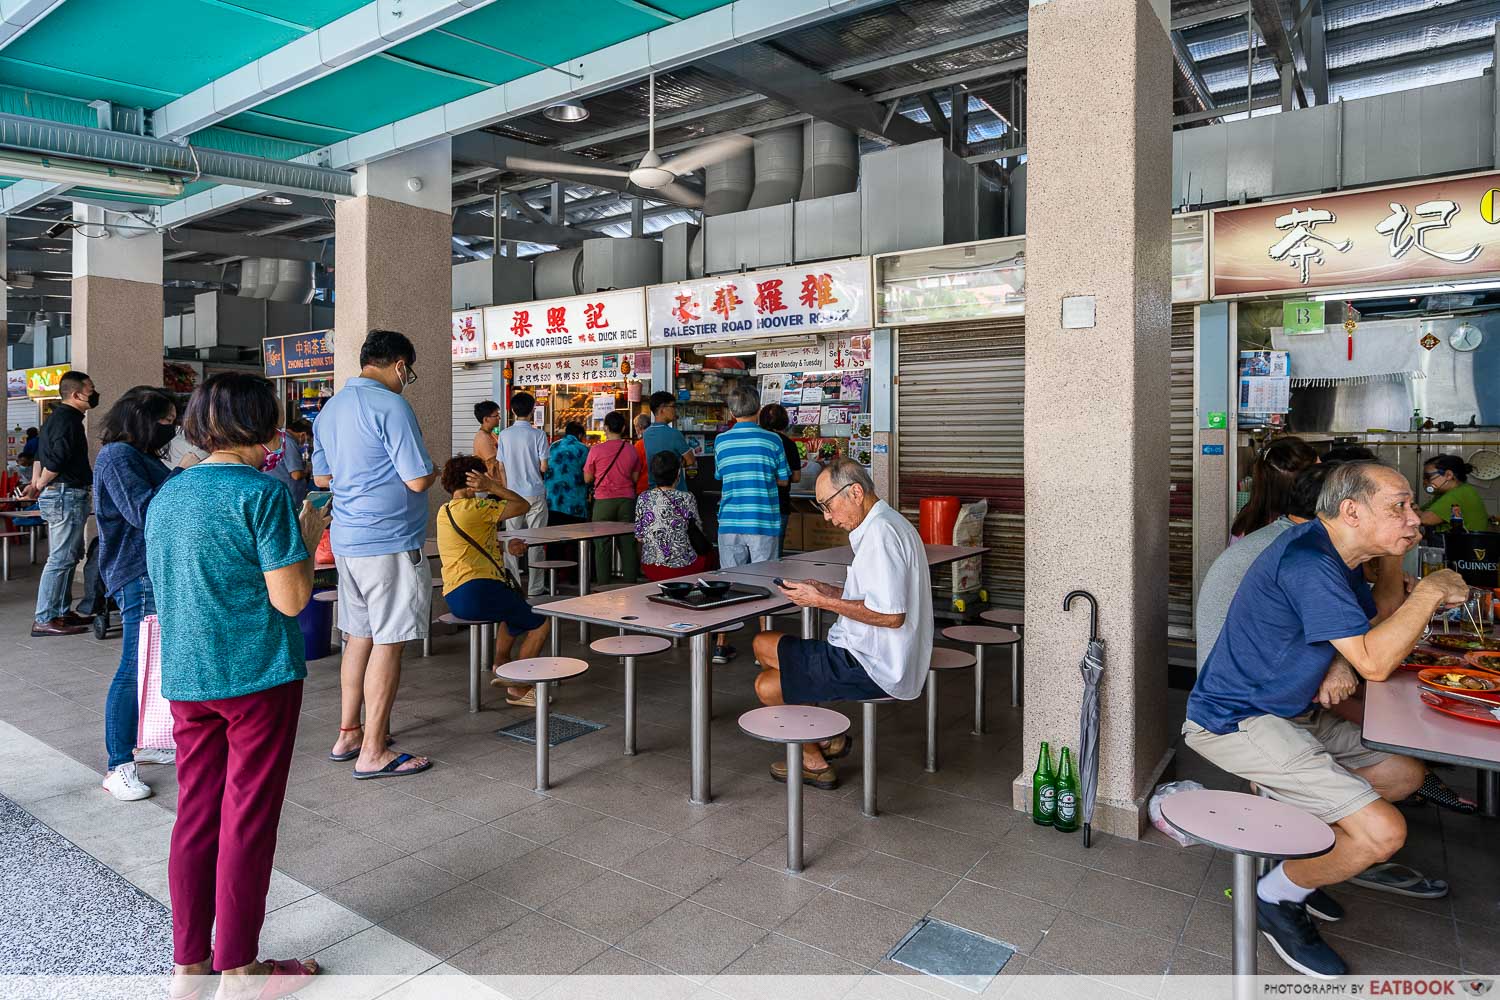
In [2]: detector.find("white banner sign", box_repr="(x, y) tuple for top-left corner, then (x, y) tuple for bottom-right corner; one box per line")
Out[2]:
(647, 258), (871, 347)
(756, 334), (872, 374)
(451, 310), (484, 361)
(512, 354), (624, 387)
(484, 289), (646, 360)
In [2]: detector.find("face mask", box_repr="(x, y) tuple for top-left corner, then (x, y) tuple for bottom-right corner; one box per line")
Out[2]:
(85, 391), (100, 409)
(149, 423), (176, 453)
(1424, 484), (1436, 494)
(260, 435), (285, 472)
(397, 363), (417, 392)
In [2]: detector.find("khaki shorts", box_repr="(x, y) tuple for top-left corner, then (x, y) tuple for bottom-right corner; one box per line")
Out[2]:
(1182, 711), (1391, 823)
(334, 549), (432, 644)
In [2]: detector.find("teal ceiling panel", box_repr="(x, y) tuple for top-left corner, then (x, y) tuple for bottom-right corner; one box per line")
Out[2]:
(439, 0), (661, 69)
(651, 0), (733, 16)
(219, 111), (356, 147)
(228, 0), (370, 30)
(252, 55), (485, 135)
(0, 60), (174, 109)
(189, 127), (319, 161)
(388, 33), (534, 86)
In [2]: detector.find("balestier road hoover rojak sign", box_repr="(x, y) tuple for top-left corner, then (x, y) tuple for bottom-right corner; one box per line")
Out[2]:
(646, 258), (871, 346)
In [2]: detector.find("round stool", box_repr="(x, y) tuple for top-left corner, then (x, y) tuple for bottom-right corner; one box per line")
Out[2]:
(713, 621), (745, 635)
(530, 559), (577, 600)
(1159, 789), (1333, 984)
(941, 625), (1021, 731)
(312, 590), (340, 651)
(924, 647), (977, 773)
(590, 635), (671, 755)
(980, 607), (1023, 628)
(856, 697), (897, 818)
(437, 612), (495, 714)
(737, 705), (850, 874)
(494, 656), (590, 791)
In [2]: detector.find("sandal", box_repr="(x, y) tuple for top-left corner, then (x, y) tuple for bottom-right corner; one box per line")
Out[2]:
(247, 957), (318, 1000)
(1347, 862), (1449, 899)
(352, 752), (432, 780)
(1405, 772), (1478, 815)
(820, 734), (852, 760)
(327, 731), (395, 763)
(769, 759), (839, 790)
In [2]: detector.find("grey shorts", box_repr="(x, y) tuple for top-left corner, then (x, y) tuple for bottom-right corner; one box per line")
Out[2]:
(334, 548), (433, 644)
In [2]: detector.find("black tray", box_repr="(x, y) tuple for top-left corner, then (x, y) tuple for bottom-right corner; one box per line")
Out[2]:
(647, 583), (773, 611)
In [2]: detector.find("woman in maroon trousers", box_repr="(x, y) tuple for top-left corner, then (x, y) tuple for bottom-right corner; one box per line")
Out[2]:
(145, 373), (329, 999)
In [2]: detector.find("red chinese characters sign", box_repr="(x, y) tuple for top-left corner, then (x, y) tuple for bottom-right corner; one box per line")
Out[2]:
(480, 289), (646, 360)
(451, 310), (484, 361)
(1210, 171), (1500, 298)
(647, 258), (871, 346)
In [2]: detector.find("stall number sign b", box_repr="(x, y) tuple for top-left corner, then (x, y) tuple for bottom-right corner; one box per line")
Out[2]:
(1283, 300), (1324, 335)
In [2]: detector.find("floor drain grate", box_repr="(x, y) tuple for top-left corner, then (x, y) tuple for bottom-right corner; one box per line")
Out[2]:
(887, 918), (1015, 991)
(494, 714), (605, 747)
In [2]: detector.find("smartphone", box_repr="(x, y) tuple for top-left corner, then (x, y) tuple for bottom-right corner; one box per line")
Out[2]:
(307, 490), (333, 510)
(773, 578), (788, 588)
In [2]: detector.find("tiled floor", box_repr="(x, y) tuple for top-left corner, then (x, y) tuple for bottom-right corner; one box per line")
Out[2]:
(0, 554), (1496, 999)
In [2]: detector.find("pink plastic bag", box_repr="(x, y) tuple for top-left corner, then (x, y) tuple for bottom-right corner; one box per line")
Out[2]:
(135, 615), (175, 751)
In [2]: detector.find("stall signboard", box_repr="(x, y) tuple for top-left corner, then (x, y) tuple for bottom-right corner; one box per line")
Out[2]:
(6, 370), (25, 399)
(484, 289), (646, 359)
(512, 353), (624, 387)
(1211, 171), (1500, 298)
(648, 258), (871, 346)
(452, 310), (484, 362)
(1282, 300), (1324, 334)
(263, 331), (333, 379)
(24, 364), (67, 399)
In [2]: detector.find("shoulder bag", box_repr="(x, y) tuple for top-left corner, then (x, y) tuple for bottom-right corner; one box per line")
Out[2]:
(665, 490), (711, 556)
(443, 503), (526, 596)
(587, 440), (629, 504)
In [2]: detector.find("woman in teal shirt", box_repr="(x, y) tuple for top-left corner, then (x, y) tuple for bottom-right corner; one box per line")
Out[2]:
(147, 373), (329, 998)
(1419, 454), (1490, 532)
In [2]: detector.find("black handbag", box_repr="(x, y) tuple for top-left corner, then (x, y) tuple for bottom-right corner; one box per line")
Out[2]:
(668, 491), (711, 556)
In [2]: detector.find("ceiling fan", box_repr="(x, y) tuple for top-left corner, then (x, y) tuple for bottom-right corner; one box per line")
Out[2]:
(505, 72), (751, 210)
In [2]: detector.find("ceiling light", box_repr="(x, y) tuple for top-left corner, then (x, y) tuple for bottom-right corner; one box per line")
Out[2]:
(700, 351), (758, 358)
(1312, 279), (1500, 302)
(260, 195), (294, 206)
(542, 100), (589, 123)
(0, 151), (184, 197)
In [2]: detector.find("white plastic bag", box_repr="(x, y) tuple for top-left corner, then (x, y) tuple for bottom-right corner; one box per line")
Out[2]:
(949, 499), (988, 593)
(1147, 780), (1205, 847)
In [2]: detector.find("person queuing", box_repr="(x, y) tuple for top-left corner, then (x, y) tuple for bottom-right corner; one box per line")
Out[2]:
(472, 400), (502, 480)
(758, 403), (803, 555)
(643, 390), (696, 489)
(750, 460), (932, 790)
(436, 456), (553, 707)
(166, 423), (210, 470)
(632, 411), (651, 496)
(148, 373), (329, 999)
(260, 426), (309, 507)
(16, 426), (37, 485)
(636, 451), (708, 581)
(1231, 435), (1318, 540)
(495, 391), (549, 596)
(312, 330), (436, 780)
(26, 370), (104, 637)
(544, 421), (590, 530)
(1418, 453), (1489, 532)
(583, 410), (641, 587)
(1184, 462), (1470, 979)
(94, 387), (178, 802)
(713, 386), (789, 663)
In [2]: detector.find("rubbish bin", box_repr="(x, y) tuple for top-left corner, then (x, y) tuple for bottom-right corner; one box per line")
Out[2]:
(298, 588), (334, 661)
(919, 496), (961, 545)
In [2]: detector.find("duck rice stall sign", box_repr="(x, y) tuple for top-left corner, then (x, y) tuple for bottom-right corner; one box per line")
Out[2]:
(482, 289), (646, 360)
(647, 258), (871, 346)
(1210, 171), (1500, 298)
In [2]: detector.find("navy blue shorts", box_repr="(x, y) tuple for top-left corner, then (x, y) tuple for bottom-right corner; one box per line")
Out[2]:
(777, 636), (887, 704)
(445, 578), (546, 636)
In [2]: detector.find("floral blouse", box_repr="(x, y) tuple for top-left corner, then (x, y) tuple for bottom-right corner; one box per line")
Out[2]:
(635, 486), (701, 568)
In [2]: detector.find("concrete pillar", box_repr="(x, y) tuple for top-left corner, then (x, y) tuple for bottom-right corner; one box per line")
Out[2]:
(333, 139), (453, 525)
(71, 204), (163, 449)
(1016, 0), (1175, 839)
(1193, 302), (1234, 602)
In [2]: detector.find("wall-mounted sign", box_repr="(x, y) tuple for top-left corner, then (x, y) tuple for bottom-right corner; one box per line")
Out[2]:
(451, 309), (484, 362)
(263, 330), (333, 379)
(756, 334), (872, 374)
(484, 289), (646, 360)
(24, 364), (68, 399)
(512, 354), (624, 387)
(6, 369), (26, 399)
(1282, 300), (1324, 334)
(648, 258), (871, 347)
(1211, 171), (1500, 298)
(1202, 444), (1225, 455)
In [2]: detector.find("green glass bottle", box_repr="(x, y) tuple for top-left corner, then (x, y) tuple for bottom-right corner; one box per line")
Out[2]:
(1031, 741), (1056, 826)
(1054, 747), (1080, 833)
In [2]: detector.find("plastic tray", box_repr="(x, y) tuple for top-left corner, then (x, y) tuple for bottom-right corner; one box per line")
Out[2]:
(647, 583), (773, 611)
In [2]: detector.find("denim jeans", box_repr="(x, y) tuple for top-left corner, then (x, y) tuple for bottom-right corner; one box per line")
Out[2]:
(718, 532), (778, 568)
(105, 575), (155, 770)
(34, 484), (91, 624)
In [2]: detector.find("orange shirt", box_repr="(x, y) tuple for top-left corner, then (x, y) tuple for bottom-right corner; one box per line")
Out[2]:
(634, 439), (649, 494)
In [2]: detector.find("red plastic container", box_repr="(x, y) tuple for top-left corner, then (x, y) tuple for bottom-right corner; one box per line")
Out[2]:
(919, 496), (961, 545)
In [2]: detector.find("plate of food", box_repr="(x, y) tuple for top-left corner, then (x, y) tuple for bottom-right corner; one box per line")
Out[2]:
(1466, 650), (1500, 675)
(1419, 690), (1500, 727)
(1401, 648), (1467, 671)
(1417, 667), (1500, 701)
(1423, 633), (1500, 653)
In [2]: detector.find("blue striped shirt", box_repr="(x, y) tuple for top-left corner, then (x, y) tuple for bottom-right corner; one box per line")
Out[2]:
(714, 422), (790, 536)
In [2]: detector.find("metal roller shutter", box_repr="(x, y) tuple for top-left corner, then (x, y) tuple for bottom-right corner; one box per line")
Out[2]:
(1168, 306), (1196, 639)
(895, 319), (1025, 606)
(452, 363), (499, 457)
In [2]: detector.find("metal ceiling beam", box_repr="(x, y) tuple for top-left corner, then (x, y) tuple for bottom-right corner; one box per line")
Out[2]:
(864, 57), (1027, 104)
(824, 18), (1029, 82)
(0, 1), (65, 50)
(165, 261), (232, 283)
(1173, 1), (1254, 31)
(1172, 30), (1218, 112)
(7, 249), (71, 271)
(162, 229), (330, 262)
(492, 216), (588, 247)
(453, 132), (703, 207)
(507, 192), (550, 225)
(918, 93), (948, 138)
(1301, 0), (1329, 105)
(0, 180), (70, 215)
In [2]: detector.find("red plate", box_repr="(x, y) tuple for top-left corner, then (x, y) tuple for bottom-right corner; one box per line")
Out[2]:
(1420, 690), (1500, 727)
(1400, 649), (1467, 672)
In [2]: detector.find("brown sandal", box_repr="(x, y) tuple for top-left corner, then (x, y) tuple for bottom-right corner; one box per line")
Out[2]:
(770, 759), (839, 790)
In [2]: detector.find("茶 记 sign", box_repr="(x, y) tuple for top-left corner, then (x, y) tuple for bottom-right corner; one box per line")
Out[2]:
(452, 310), (484, 362)
(483, 289), (646, 360)
(263, 331), (333, 379)
(1211, 171), (1500, 298)
(24, 364), (68, 399)
(647, 258), (871, 346)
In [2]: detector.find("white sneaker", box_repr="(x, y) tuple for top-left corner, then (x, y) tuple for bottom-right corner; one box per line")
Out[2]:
(103, 762), (152, 801)
(133, 747), (176, 766)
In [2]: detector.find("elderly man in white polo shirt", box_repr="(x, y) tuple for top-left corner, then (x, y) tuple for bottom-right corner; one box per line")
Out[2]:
(751, 458), (933, 790)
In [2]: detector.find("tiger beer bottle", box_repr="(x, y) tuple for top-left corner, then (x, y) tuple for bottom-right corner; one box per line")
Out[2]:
(1054, 747), (1081, 833)
(1031, 741), (1056, 826)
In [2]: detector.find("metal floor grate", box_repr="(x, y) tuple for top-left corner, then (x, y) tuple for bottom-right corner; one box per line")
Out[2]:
(494, 713), (605, 747)
(887, 918), (1015, 991)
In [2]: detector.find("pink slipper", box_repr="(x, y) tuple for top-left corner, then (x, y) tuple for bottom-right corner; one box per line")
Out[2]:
(253, 958), (318, 1000)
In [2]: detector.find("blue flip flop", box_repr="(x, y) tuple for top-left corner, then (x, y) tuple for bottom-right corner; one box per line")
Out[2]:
(352, 752), (431, 780)
(328, 736), (394, 763)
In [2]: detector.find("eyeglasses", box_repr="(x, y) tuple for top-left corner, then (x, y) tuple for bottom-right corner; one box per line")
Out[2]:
(1422, 470), (1443, 480)
(402, 364), (418, 387)
(814, 483), (853, 513)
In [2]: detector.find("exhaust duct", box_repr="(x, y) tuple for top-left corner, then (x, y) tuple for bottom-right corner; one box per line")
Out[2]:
(269, 259), (313, 303)
(702, 144), (753, 217)
(746, 126), (803, 210)
(533, 247), (585, 298)
(239, 258), (262, 297)
(799, 122), (857, 200)
(255, 257), (280, 299)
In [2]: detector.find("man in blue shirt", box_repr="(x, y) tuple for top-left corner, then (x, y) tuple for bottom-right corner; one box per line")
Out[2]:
(495, 391), (549, 596)
(642, 390), (696, 490)
(1184, 462), (1469, 979)
(313, 330), (437, 780)
(713, 386), (789, 662)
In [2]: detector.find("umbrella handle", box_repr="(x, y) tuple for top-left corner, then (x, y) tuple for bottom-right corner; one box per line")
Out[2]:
(1063, 590), (1098, 642)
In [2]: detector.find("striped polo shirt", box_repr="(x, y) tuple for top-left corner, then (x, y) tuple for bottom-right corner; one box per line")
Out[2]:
(713, 422), (791, 536)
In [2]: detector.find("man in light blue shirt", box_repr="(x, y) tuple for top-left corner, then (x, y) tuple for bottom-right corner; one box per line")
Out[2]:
(312, 330), (437, 779)
(643, 390), (696, 490)
(495, 391), (550, 596)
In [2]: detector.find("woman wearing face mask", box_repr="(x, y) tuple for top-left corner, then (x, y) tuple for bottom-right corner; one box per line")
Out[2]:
(93, 386), (180, 801)
(1418, 454), (1490, 532)
(259, 426), (309, 506)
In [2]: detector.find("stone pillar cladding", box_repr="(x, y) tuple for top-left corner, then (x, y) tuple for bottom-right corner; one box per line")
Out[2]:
(333, 140), (454, 529)
(1013, 0), (1175, 838)
(71, 204), (164, 454)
